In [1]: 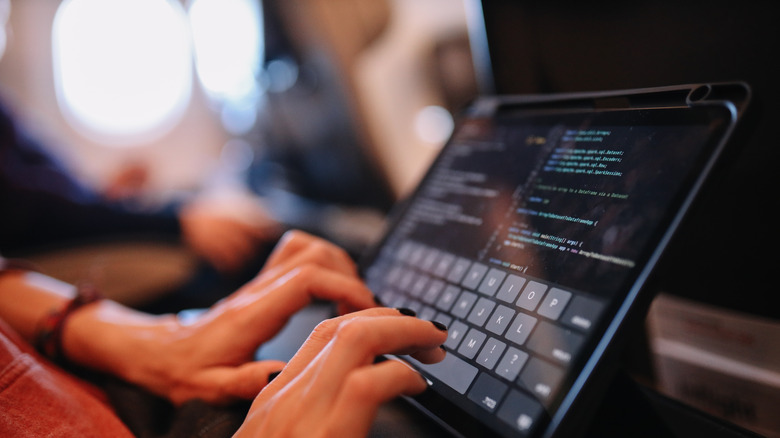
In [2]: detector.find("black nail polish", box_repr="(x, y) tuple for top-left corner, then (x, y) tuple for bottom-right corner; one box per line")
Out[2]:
(267, 371), (282, 383)
(396, 307), (417, 317)
(373, 295), (385, 306)
(431, 320), (448, 331)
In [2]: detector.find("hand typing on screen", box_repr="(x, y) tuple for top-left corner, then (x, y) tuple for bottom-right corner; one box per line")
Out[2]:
(61, 231), (378, 405)
(234, 307), (448, 438)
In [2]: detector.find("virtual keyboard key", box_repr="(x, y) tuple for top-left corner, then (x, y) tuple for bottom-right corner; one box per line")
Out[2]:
(519, 357), (565, 406)
(422, 279), (445, 304)
(409, 274), (430, 298)
(476, 337), (506, 370)
(496, 274), (526, 303)
(436, 285), (460, 312)
(517, 281), (547, 312)
(561, 295), (605, 332)
(485, 304), (515, 336)
(467, 373), (509, 413)
(418, 305), (437, 321)
(458, 328), (487, 359)
(478, 268), (506, 296)
(537, 288), (571, 320)
(447, 258), (471, 284)
(444, 320), (469, 350)
(420, 248), (441, 273)
(526, 320), (584, 366)
(506, 312), (538, 345)
(497, 389), (545, 435)
(452, 291), (478, 319)
(462, 263), (488, 290)
(395, 241), (414, 261)
(433, 253), (456, 278)
(408, 243), (426, 265)
(495, 346), (529, 381)
(433, 313), (453, 329)
(384, 264), (403, 287)
(398, 268), (415, 290)
(408, 354), (478, 395)
(467, 297), (495, 326)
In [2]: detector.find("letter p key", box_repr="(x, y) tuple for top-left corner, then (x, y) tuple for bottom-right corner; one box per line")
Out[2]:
(537, 288), (572, 320)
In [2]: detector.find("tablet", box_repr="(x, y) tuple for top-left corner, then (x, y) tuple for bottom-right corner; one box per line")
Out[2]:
(360, 83), (751, 437)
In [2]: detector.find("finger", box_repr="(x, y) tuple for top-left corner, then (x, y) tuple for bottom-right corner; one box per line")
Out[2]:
(263, 230), (319, 268)
(302, 313), (447, 404)
(253, 308), (405, 403)
(264, 230), (357, 276)
(240, 312), (444, 437)
(325, 359), (429, 437)
(220, 360), (288, 400)
(173, 360), (287, 405)
(257, 265), (377, 319)
(259, 309), (397, 383)
(196, 268), (377, 359)
(238, 231), (361, 297)
(408, 343), (447, 364)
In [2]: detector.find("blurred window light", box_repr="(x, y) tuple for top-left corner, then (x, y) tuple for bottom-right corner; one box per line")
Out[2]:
(0, 0), (10, 61)
(188, 0), (263, 105)
(52, 0), (192, 145)
(415, 105), (454, 147)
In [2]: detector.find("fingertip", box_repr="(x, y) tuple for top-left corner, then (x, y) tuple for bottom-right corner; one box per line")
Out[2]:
(431, 320), (448, 331)
(409, 344), (447, 365)
(395, 307), (417, 317)
(392, 358), (431, 396)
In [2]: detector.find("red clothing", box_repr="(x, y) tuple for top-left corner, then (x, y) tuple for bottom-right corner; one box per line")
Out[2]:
(0, 318), (134, 437)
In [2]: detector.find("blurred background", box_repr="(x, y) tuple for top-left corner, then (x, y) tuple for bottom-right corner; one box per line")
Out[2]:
(0, 0), (480, 309)
(0, 0), (479, 250)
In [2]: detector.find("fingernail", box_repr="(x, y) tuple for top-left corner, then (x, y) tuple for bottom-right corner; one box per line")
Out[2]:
(431, 320), (448, 331)
(396, 307), (417, 317)
(373, 295), (385, 306)
(267, 370), (282, 383)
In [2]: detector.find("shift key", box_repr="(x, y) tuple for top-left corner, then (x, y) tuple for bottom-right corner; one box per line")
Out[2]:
(406, 354), (479, 394)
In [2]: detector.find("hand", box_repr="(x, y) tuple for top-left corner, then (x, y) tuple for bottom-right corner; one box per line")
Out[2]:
(179, 192), (283, 273)
(235, 307), (448, 438)
(63, 231), (378, 405)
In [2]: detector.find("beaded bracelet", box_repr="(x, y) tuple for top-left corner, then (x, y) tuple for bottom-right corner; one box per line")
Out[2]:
(35, 283), (104, 365)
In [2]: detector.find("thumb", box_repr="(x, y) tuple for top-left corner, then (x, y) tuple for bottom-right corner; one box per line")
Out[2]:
(221, 360), (288, 400)
(180, 360), (287, 405)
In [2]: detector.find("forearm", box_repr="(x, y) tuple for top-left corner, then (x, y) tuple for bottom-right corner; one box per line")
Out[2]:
(0, 107), (182, 253)
(0, 269), (75, 341)
(0, 185), (182, 254)
(0, 268), (180, 394)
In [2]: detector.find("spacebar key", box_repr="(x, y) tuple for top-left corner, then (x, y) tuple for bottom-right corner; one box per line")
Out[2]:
(407, 354), (479, 394)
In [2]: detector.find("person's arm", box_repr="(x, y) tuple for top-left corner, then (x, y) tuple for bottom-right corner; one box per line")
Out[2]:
(0, 102), (181, 253)
(0, 231), (377, 404)
(1, 101), (281, 272)
(0, 267), (76, 342)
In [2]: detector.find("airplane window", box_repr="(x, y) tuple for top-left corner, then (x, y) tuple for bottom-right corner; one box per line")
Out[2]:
(188, 0), (262, 105)
(52, 0), (192, 145)
(188, 0), (263, 135)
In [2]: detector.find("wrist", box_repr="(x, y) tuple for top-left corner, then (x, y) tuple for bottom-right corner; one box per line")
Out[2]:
(61, 298), (183, 394)
(35, 283), (104, 366)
